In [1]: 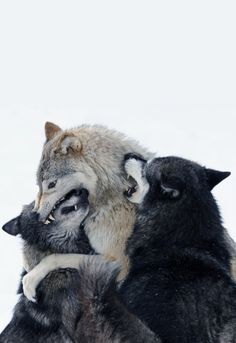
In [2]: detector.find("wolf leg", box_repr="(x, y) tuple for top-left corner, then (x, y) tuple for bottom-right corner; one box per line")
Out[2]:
(22, 254), (104, 302)
(75, 257), (161, 343)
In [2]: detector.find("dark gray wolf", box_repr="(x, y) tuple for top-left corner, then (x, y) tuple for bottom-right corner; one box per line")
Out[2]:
(0, 189), (96, 342)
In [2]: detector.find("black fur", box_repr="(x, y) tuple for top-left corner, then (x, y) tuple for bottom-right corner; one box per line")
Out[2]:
(0, 202), (94, 343)
(75, 258), (160, 343)
(75, 156), (236, 342)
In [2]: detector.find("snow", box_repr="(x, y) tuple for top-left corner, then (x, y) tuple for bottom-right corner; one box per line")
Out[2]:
(0, 0), (236, 333)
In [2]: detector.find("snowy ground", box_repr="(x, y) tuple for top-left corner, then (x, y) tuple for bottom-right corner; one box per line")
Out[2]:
(0, 0), (236, 333)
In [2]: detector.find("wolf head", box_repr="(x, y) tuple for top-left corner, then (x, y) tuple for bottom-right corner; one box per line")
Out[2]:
(125, 155), (230, 206)
(35, 122), (152, 222)
(144, 156), (230, 208)
(125, 155), (230, 247)
(2, 188), (93, 255)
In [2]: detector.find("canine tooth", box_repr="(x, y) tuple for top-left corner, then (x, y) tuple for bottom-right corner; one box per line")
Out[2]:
(49, 214), (55, 221)
(74, 205), (78, 211)
(44, 220), (50, 225)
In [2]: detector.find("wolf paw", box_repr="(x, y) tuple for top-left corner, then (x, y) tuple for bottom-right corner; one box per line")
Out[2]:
(22, 271), (38, 303)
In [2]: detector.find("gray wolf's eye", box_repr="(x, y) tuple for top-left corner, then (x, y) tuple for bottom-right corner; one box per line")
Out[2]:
(48, 180), (57, 189)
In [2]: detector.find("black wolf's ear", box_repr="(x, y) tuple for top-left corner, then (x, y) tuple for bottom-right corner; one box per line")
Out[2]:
(2, 216), (21, 236)
(45, 122), (62, 141)
(159, 174), (183, 200)
(205, 168), (231, 190)
(160, 180), (181, 199)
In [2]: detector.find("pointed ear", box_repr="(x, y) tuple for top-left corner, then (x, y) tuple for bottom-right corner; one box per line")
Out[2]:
(159, 175), (183, 199)
(45, 122), (62, 141)
(160, 183), (181, 199)
(2, 216), (21, 236)
(205, 168), (231, 190)
(54, 133), (83, 155)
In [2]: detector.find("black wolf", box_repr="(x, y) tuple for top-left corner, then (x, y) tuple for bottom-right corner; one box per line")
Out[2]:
(74, 156), (236, 343)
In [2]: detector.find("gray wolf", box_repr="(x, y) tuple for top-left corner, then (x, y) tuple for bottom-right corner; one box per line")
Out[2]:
(32, 122), (153, 278)
(0, 122), (152, 341)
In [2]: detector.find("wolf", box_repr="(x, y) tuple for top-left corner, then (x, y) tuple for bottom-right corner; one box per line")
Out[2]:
(0, 189), (96, 342)
(73, 155), (236, 343)
(1, 122), (154, 341)
(22, 155), (236, 342)
(32, 122), (153, 279)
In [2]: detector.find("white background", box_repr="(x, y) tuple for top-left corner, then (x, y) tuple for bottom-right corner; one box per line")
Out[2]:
(0, 0), (236, 332)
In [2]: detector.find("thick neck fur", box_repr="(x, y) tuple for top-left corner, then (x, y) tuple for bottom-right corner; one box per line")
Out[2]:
(128, 188), (230, 269)
(85, 195), (136, 278)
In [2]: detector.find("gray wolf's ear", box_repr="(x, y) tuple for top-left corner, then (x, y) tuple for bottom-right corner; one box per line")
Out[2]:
(205, 169), (231, 190)
(54, 133), (83, 155)
(45, 122), (62, 141)
(2, 216), (21, 236)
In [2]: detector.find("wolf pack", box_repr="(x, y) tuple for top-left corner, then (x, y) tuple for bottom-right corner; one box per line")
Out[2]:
(1, 122), (236, 343)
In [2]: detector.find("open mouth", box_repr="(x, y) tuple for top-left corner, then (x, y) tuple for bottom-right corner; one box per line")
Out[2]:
(44, 188), (89, 225)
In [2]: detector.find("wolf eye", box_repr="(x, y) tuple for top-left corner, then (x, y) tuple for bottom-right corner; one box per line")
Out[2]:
(48, 180), (57, 189)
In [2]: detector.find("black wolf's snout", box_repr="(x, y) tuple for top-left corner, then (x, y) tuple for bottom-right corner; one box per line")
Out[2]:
(2, 216), (20, 236)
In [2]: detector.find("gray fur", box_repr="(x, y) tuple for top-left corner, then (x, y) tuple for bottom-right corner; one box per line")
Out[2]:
(1, 125), (153, 341)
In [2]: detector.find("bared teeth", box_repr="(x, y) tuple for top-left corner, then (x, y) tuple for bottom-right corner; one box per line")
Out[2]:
(44, 220), (50, 225)
(49, 214), (55, 221)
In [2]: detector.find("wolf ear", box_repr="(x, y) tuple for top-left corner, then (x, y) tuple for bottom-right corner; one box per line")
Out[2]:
(45, 122), (62, 141)
(2, 216), (21, 236)
(205, 168), (231, 190)
(160, 182), (181, 199)
(159, 174), (183, 199)
(54, 133), (83, 155)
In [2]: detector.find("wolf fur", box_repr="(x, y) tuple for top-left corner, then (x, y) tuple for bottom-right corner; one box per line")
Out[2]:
(64, 156), (236, 343)
(2, 122), (236, 341)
